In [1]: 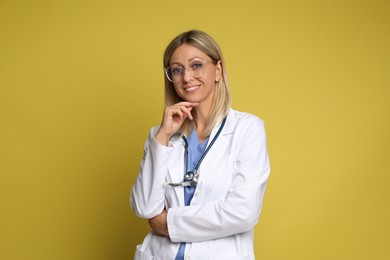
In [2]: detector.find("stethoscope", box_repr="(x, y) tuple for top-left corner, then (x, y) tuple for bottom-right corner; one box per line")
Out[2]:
(169, 116), (227, 187)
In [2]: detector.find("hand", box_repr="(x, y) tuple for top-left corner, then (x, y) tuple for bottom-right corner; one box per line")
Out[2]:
(155, 102), (198, 145)
(148, 209), (169, 237)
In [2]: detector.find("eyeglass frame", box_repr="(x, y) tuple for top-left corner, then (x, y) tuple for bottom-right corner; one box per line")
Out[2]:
(164, 59), (213, 83)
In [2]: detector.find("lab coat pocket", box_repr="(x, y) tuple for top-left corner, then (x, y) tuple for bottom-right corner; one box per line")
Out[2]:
(134, 244), (155, 260)
(166, 167), (184, 208)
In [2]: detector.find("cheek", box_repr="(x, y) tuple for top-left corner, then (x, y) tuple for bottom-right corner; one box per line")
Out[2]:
(209, 67), (219, 82)
(204, 71), (218, 86)
(173, 83), (182, 91)
(172, 84), (186, 99)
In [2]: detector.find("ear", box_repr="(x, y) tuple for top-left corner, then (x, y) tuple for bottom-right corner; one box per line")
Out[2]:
(215, 60), (222, 82)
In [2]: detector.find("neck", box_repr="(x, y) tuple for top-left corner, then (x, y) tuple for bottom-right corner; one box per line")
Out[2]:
(193, 103), (211, 142)
(194, 102), (210, 125)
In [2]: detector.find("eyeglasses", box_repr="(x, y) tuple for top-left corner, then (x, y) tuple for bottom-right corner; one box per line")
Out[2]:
(165, 59), (209, 83)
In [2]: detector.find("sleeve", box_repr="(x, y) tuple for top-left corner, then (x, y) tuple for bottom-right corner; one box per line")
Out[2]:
(130, 127), (174, 219)
(167, 116), (270, 242)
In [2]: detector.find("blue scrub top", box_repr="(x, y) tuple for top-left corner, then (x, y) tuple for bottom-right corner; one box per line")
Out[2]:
(175, 129), (209, 260)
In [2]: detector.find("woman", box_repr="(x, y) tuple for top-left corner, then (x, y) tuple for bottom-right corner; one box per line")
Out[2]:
(131, 30), (270, 260)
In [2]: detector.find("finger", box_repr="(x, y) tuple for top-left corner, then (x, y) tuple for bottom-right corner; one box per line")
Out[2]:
(179, 106), (194, 120)
(167, 107), (184, 119)
(175, 101), (199, 108)
(168, 105), (190, 120)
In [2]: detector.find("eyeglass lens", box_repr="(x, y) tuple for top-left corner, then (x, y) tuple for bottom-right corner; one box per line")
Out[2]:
(165, 60), (207, 82)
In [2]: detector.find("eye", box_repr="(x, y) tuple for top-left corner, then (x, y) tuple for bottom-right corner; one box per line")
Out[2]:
(171, 66), (183, 74)
(190, 62), (204, 70)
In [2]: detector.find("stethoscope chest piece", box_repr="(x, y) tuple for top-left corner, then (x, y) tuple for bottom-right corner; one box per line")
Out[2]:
(184, 171), (195, 181)
(169, 171), (198, 187)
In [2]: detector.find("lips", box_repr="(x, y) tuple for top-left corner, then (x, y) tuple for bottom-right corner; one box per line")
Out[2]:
(184, 85), (200, 92)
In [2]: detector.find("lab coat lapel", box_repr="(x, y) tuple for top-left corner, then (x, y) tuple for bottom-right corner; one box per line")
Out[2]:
(205, 117), (223, 149)
(205, 111), (235, 150)
(198, 112), (235, 182)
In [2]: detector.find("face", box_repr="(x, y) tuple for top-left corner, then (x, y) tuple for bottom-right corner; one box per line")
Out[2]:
(169, 44), (221, 108)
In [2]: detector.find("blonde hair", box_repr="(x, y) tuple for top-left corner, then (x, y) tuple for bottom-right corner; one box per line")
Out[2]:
(163, 30), (231, 137)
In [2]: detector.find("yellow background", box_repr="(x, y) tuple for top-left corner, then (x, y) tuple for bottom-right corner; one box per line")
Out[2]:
(1, 0), (389, 259)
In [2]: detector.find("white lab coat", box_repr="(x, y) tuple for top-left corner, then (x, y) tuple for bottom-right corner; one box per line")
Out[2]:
(131, 109), (270, 260)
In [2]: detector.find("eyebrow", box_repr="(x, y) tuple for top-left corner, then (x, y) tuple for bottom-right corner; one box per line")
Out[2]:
(170, 56), (205, 66)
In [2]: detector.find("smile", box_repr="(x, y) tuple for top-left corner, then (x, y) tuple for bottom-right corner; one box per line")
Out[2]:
(184, 85), (199, 92)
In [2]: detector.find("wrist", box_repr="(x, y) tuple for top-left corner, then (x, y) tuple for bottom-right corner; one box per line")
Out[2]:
(154, 130), (171, 146)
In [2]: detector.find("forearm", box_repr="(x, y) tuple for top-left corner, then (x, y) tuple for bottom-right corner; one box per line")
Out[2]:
(167, 172), (269, 242)
(148, 209), (169, 237)
(130, 130), (173, 219)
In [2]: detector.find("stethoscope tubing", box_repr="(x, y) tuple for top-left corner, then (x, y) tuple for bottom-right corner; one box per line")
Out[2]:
(168, 116), (227, 187)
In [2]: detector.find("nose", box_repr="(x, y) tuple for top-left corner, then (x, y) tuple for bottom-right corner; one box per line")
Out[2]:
(183, 68), (194, 82)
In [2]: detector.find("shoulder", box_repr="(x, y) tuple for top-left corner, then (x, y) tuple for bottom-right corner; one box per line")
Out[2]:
(227, 109), (265, 132)
(226, 110), (268, 153)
